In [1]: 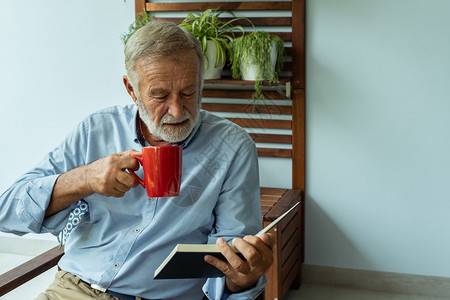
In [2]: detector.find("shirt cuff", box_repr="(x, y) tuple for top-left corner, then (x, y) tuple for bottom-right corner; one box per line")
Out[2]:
(18, 174), (68, 235)
(202, 275), (266, 300)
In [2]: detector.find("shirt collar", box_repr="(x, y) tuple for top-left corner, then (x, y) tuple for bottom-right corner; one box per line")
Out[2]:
(134, 110), (147, 147)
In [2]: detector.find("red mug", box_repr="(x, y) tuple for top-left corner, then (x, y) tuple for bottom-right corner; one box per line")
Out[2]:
(130, 146), (182, 198)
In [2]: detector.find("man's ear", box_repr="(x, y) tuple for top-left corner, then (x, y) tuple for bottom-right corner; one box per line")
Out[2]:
(123, 76), (138, 105)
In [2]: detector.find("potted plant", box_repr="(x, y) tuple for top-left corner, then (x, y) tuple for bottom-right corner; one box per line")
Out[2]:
(179, 9), (248, 79)
(230, 31), (285, 99)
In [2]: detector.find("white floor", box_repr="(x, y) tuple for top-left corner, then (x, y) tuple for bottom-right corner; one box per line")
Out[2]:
(283, 284), (450, 300)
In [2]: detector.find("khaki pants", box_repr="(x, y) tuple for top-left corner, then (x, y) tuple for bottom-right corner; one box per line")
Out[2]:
(36, 270), (119, 300)
(37, 270), (208, 300)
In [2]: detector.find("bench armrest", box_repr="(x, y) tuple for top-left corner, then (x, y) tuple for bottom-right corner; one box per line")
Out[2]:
(0, 245), (63, 296)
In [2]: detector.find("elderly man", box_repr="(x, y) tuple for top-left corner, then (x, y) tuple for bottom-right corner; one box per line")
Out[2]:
(0, 20), (273, 300)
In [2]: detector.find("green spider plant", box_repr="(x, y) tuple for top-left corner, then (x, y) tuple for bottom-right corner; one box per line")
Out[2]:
(179, 9), (250, 69)
(230, 31), (285, 99)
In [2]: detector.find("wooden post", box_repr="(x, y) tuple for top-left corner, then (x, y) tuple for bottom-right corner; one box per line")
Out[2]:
(134, 0), (145, 18)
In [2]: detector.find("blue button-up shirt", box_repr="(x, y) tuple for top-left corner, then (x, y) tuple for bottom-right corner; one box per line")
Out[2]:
(0, 104), (265, 299)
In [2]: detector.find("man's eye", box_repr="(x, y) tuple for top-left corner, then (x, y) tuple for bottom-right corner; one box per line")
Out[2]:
(152, 95), (168, 102)
(182, 92), (195, 97)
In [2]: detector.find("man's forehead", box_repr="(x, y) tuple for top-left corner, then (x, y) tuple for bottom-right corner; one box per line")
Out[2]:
(138, 52), (198, 68)
(138, 56), (198, 76)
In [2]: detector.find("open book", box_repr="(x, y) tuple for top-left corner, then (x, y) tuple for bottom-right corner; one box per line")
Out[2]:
(154, 202), (300, 279)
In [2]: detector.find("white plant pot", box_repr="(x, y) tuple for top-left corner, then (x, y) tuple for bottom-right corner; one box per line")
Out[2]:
(204, 40), (225, 80)
(240, 41), (278, 81)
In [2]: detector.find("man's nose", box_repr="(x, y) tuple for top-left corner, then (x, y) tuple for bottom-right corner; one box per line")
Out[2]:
(167, 95), (183, 118)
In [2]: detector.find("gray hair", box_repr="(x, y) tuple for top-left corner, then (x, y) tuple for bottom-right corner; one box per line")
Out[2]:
(124, 19), (205, 95)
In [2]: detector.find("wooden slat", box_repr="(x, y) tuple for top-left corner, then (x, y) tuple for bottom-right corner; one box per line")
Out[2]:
(153, 17), (292, 27)
(257, 148), (291, 158)
(201, 103), (291, 115)
(292, 90), (305, 190)
(225, 17), (291, 27)
(214, 60), (292, 72)
(280, 212), (299, 247)
(205, 77), (292, 86)
(281, 229), (300, 264)
(292, 90), (305, 266)
(260, 194), (285, 201)
(0, 246), (63, 296)
(284, 47), (293, 57)
(281, 239), (299, 280)
(261, 205), (274, 217)
(232, 31), (291, 41)
(135, 0), (145, 17)
(264, 189), (302, 221)
(146, 2), (292, 12)
(261, 198), (285, 211)
(249, 133), (291, 144)
(203, 89), (287, 100)
(227, 118), (291, 129)
(292, 0), (306, 88)
(263, 221), (279, 299)
(281, 259), (300, 298)
(260, 192), (285, 200)
(260, 187), (287, 197)
(260, 199), (278, 208)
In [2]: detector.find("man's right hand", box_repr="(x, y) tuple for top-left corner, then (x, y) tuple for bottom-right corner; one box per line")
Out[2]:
(45, 150), (141, 217)
(85, 150), (140, 198)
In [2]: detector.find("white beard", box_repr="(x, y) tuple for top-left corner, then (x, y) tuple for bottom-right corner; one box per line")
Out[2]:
(137, 96), (198, 143)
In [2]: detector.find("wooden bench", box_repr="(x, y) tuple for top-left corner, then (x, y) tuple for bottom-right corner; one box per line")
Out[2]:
(260, 188), (303, 299)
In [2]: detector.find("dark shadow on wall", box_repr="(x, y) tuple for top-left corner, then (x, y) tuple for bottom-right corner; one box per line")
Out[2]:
(304, 195), (371, 270)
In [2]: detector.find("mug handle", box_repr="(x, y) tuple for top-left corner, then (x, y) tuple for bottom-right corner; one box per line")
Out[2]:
(129, 154), (145, 187)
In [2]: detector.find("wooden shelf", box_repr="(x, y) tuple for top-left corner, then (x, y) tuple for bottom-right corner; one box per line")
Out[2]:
(204, 76), (291, 87)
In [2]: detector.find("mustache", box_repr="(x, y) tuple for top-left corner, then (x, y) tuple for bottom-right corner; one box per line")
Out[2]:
(160, 111), (191, 125)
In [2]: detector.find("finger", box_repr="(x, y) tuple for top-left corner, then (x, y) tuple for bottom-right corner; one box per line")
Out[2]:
(258, 233), (274, 248)
(114, 180), (132, 193)
(122, 149), (141, 170)
(122, 149), (141, 157)
(219, 238), (251, 274)
(233, 237), (263, 269)
(241, 235), (274, 271)
(204, 254), (233, 276)
(205, 238), (247, 276)
(99, 185), (126, 198)
(243, 234), (270, 251)
(110, 188), (126, 198)
(116, 170), (139, 188)
(118, 155), (140, 171)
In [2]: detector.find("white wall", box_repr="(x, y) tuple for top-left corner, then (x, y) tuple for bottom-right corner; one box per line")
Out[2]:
(2, 0), (450, 280)
(0, 1), (134, 239)
(306, 0), (450, 278)
(0, 1), (134, 189)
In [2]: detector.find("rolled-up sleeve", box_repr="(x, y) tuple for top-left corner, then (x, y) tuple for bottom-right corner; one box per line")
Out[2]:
(0, 121), (87, 236)
(0, 173), (72, 236)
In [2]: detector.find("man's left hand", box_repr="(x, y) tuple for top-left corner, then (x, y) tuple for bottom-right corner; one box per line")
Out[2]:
(205, 233), (274, 293)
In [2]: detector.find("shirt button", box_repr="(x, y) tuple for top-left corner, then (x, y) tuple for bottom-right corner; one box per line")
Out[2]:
(113, 263), (119, 268)
(134, 228), (140, 233)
